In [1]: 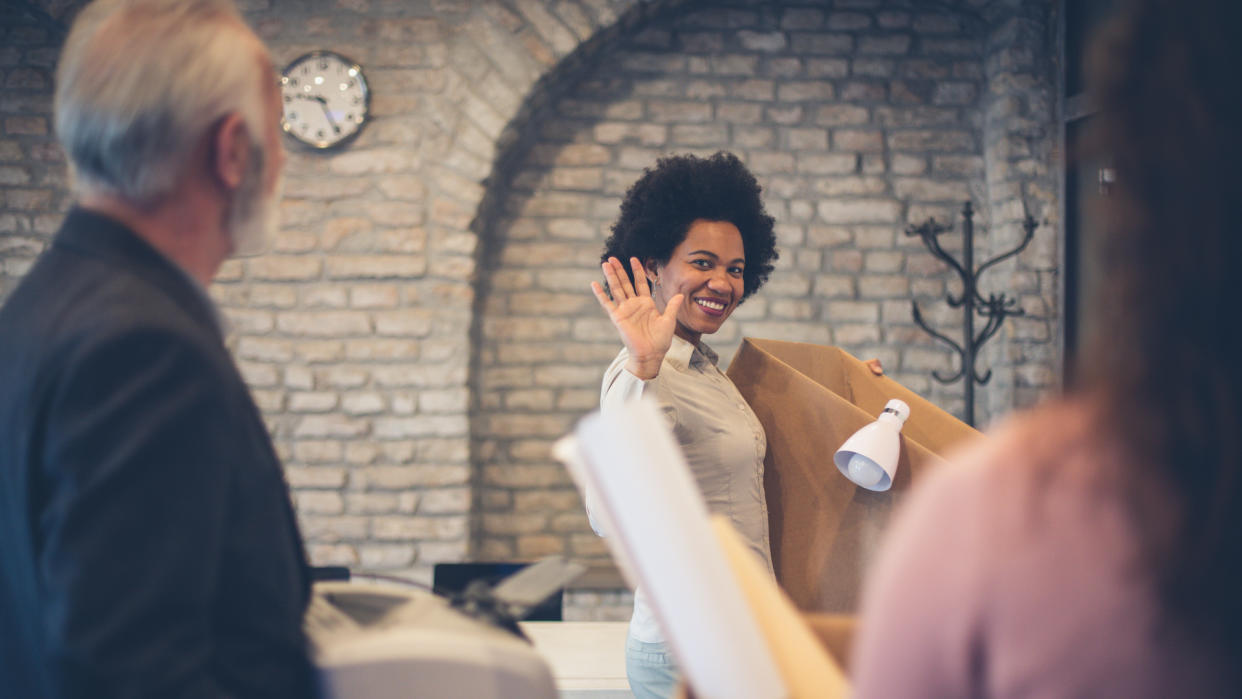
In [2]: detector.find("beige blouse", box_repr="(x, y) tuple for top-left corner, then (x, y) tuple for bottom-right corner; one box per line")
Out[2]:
(591, 335), (772, 644)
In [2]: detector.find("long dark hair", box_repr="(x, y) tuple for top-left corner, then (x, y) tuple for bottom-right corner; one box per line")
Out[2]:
(1084, 0), (1242, 665)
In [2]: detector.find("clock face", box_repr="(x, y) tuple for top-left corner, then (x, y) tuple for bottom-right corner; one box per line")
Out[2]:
(280, 51), (370, 149)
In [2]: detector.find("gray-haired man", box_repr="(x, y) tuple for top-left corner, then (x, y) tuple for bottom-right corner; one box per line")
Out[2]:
(0, 1), (316, 696)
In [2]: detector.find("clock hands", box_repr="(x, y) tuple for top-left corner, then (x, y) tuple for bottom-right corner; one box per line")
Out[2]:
(292, 93), (341, 133)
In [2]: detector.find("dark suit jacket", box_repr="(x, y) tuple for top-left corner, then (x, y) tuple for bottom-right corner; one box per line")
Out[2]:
(0, 209), (317, 698)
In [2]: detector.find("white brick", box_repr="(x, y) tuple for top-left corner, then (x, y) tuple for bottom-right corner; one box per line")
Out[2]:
(289, 392), (339, 413)
(342, 392), (386, 415)
(817, 199), (902, 223)
(237, 362), (279, 388)
(826, 300), (880, 323)
(344, 339), (420, 360)
(294, 415), (368, 438)
(345, 442), (380, 465)
(321, 367), (369, 388)
(482, 513), (547, 535)
(284, 367), (315, 390)
(302, 286), (348, 308)
(277, 311), (371, 337)
(248, 256), (322, 281)
(346, 492), (401, 514)
(419, 488), (470, 514)
(359, 544), (416, 568)
(517, 536), (563, 558)
(372, 516), (467, 541)
(374, 310), (433, 337)
(307, 544), (357, 567)
(286, 466), (347, 488)
(835, 324), (882, 344)
(417, 540), (469, 563)
(293, 440), (343, 463)
(237, 337), (293, 362)
(247, 285), (298, 308)
(296, 491), (344, 515)
(373, 415), (468, 438)
(326, 255), (427, 279)
(419, 389), (469, 413)
(483, 465), (570, 489)
(295, 341), (345, 363)
(362, 465), (470, 489)
(298, 515), (368, 542)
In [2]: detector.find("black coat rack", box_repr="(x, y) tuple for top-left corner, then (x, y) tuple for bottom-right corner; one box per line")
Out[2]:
(905, 201), (1038, 427)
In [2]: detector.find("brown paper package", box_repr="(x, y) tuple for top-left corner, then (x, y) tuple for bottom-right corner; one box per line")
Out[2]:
(726, 338), (981, 616)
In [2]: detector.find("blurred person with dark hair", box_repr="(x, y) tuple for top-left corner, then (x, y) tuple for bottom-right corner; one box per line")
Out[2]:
(586, 152), (779, 698)
(0, 0), (316, 696)
(851, 0), (1242, 695)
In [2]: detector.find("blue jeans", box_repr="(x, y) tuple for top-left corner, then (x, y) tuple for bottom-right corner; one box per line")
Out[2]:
(625, 634), (680, 699)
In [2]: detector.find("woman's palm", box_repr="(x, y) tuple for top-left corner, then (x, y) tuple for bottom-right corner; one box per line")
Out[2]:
(591, 256), (683, 369)
(607, 291), (678, 361)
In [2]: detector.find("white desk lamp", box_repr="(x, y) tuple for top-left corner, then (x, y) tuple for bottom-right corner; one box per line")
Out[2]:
(833, 399), (910, 492)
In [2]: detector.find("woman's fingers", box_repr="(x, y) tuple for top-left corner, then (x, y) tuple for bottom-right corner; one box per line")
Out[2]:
(630, 257), (650, 297)
(600, 257), (634, 300)
(590, 281), (614, 312)
(662, 293), (684, 324)
(600, 259), (626, 301)
(610, 256), (637, 299)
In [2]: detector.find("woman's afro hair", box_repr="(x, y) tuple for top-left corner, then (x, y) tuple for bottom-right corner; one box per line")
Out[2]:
(600, 151), (778, 302)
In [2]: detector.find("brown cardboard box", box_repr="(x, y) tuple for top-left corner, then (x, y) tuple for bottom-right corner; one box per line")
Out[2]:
(727, 338), (981, 613)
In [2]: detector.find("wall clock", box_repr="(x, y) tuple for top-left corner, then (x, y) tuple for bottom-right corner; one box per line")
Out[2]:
(280, 50), (370, 150)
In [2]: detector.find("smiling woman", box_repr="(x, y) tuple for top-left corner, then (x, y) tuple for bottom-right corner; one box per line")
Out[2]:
(585, 152), (778, 699)
(647, 219), (745, 344)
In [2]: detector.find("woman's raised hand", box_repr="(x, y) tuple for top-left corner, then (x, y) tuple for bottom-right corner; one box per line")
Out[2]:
(590, 256), (684, 380)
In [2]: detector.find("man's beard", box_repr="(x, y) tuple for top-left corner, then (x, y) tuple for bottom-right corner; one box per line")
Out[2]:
(226, 142), (281, 257)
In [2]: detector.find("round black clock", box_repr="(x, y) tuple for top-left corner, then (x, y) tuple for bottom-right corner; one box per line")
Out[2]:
(280, 50), (370, 150)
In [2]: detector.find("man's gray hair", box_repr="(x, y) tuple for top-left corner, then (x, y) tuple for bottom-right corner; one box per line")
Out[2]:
(55, 0), (269, 206)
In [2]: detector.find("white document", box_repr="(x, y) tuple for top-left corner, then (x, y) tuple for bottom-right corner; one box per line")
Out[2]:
(710, 516), (849, 698)
(553, 397), (787, 699)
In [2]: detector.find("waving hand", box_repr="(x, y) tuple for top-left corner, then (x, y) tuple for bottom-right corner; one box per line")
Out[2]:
(590, 256), (684, 380)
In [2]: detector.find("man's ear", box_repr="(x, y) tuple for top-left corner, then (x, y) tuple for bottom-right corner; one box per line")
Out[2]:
(212, 113), (251, 191)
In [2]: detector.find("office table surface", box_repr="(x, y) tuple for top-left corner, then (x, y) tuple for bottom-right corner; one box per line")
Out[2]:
(519, 621), (632, 698)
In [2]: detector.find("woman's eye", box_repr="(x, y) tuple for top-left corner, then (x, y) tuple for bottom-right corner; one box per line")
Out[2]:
(729, 266), (744, 276)
(692, 259), (711, 269)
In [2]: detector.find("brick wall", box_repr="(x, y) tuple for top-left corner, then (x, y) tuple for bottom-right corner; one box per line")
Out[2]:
(472, 0), (1060, 562)
(1, 0), (1058, 600)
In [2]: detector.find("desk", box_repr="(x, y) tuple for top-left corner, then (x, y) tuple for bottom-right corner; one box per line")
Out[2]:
(520, 621), (632, 698)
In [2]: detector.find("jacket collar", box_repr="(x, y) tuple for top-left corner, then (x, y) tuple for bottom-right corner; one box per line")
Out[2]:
(52, 207), (225, 340)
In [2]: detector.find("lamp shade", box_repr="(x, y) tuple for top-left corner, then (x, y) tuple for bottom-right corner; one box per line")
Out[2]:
(833, 399), (910, 492)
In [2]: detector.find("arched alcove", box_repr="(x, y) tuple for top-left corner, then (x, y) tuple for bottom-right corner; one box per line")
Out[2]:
(469, 0), (1059, 566)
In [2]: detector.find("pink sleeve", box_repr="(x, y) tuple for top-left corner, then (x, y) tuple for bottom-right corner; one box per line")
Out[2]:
(851, 457), (991, 698)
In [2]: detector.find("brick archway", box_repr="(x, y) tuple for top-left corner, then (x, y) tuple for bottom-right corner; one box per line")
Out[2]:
(467, 0), (1059, 564)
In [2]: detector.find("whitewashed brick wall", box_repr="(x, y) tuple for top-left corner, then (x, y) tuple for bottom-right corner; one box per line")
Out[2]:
(1, 1), (1058, 604)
